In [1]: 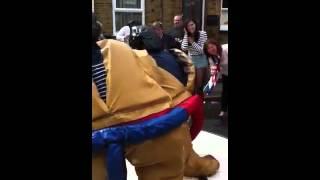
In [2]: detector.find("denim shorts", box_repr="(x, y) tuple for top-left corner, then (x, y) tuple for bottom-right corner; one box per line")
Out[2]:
(190, 54), (208, 68)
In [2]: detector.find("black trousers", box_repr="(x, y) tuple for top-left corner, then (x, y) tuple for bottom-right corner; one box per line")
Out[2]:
(221, 75), (228, 112)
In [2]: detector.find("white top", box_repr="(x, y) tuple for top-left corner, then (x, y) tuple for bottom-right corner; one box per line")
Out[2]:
(116, 26), (130, 43)
(220, 44), (228, 76)
(126, 131), (228, 180)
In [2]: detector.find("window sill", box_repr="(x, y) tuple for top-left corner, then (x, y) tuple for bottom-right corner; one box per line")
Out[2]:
(220, 25), (228, 32)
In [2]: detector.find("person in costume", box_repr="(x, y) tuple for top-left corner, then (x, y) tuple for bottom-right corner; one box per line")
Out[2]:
(92, 14), (219, 180)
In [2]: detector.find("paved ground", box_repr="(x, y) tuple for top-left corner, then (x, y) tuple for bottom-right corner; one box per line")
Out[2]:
(203, 82), (228, 138)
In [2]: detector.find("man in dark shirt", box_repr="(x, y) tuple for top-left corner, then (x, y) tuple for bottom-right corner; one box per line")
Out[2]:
(152, 21), (180, 50)
(149, 50), (187, 86)
(166, 14), (184, 47)
(131, 26), (187, 86)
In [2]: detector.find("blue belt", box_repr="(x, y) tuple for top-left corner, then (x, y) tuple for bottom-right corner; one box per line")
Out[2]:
(92, 107), (189, 180)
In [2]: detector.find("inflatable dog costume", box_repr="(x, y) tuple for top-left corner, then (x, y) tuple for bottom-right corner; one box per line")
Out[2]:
(92, 21), (219, 180)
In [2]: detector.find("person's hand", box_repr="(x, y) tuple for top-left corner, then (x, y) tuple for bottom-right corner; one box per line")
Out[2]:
(124, 34), (130, 42)
(210, 65), (218, 75)
(219, 66), (223, 72)
(188, 37), (194, 43)
(184, 28), (187, 34)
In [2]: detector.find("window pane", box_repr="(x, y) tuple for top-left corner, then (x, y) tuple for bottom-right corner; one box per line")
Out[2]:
(220, 9), (228, 25)
(115, 12), (142, 31)
(116, 0), (141, 8)
(222, 0), (228, 8)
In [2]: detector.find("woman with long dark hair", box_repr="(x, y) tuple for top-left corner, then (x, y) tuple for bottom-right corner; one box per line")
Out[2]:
(181, 19), (208, 96)
(204, 39), (222, 67)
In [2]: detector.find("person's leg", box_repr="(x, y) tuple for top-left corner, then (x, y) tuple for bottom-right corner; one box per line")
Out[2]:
(134, 160), (184, 180)
(125, 124), (189, 180)
(182, 124), (220, 177)
(201, 67), (210, 90)
(184, 149), (220, 177)
(191, 55), (208, 97)
(220, 75), (228, 113)
(195, 68), (204, 96)
(195, 67), (209, 97)
(92, 151), (108, 180)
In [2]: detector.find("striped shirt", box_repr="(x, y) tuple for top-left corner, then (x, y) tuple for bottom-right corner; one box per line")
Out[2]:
(92, 63), (107, 101)
(92, 43), (107, 101)
(181, 31), (207, 56)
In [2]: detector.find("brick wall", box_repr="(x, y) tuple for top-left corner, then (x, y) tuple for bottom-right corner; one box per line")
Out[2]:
(145, 0), (161, 26)
(162, 0), (182, 31)
(94, 0), (113, 35)
(145, 0), (182, 32)
(93, 0), (227, 42)
(205, 0), (220, 40)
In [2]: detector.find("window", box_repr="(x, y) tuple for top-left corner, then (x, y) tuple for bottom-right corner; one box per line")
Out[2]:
(112, 0), (145, 35)
(220, 0), (228, 31)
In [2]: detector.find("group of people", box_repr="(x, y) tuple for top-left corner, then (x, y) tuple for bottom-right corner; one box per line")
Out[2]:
(92, 12), (228, 180)
(92, 13), (221, 180)
(115, 14), (228, 117)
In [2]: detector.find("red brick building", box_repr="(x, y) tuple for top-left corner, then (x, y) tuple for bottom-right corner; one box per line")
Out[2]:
(93, 0), (228, 44)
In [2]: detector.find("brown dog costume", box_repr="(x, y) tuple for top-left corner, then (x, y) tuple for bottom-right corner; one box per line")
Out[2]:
(92, 39), (219, 180)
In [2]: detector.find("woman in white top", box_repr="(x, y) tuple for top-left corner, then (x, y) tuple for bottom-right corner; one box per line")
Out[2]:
(181, 19), (208, 96)
(219, 44), (228, 116)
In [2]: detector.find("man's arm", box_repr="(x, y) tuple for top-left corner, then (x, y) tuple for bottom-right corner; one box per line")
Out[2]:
(116, 26), (130, 42)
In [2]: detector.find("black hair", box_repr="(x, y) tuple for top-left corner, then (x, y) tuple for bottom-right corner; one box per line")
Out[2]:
(129, 26), (163, 52)
(92, 13), (102, 43)
(184, 19), (200, 43)
(127, 20), (140, 27)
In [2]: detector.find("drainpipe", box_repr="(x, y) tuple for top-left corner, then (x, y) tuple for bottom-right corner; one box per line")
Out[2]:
(202, 0), (205, 30)
(160, 0), (163, 22)
(92, 0), (94, 12)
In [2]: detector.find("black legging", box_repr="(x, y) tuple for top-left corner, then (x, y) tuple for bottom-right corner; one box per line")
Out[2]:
(195, 67), (209, 97)
(221, 75), (228, 112)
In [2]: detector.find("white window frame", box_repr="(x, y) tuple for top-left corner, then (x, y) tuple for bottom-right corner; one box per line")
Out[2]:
(220, 0), (228, 31)
(112, 0), (145, 36)
(92, 0), (94, 12)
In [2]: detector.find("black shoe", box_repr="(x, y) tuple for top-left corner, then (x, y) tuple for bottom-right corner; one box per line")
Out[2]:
(198, 176), (208, 180)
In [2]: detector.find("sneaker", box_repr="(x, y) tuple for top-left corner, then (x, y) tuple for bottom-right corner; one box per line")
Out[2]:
(218, 111), (224, 117)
